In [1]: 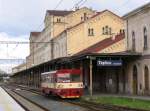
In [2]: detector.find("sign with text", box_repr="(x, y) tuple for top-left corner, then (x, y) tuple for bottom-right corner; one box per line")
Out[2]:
(97, 60), (122, 66)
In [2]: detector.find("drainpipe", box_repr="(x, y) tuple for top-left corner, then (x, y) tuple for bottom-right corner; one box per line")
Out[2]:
(126, 20), (129, 50)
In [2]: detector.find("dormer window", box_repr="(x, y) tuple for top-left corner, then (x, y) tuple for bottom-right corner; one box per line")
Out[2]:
(81, 17), (83, 21)
(57, 18), (61, 22)
(84, 13), (87, 21)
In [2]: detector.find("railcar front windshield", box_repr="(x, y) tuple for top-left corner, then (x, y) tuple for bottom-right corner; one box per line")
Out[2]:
(57, 73), (81, 83)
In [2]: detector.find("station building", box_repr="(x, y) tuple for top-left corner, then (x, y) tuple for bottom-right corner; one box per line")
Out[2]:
(123, 2), (150, 95)
(23, 7), (125, 68)
(12, 3), (150, 96)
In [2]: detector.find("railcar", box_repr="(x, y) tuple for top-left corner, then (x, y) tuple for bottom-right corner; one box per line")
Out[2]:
(41, 69), (83, 98)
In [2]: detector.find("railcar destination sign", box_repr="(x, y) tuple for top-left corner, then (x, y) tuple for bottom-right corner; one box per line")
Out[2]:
(97, 60), (122, 66)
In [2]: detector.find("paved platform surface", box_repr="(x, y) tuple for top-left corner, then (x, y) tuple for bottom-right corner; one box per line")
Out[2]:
(0, 87), (25, 111)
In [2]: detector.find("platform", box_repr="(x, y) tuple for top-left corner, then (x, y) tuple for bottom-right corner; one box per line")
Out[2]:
(0, 87), (25, 111)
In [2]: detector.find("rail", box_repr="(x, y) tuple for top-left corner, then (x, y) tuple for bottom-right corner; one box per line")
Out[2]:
(4, 84), (150, 111)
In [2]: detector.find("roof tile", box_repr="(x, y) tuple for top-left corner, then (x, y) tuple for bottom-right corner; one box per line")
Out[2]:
(30, 32), (41, 37)
(75, 33), (125, 55)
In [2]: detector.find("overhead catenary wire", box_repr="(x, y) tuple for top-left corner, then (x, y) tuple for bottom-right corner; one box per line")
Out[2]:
(35, 0), (65, 31)
(1, 0), (66, 72)
(0, 41), (59, 44)
(12, 44), (19, 50)
(75, 0), (84, 6)
(54, 0), (64, 10)
(78, 0), (87, 8)
(6, 44), (8, 58)
(70, 0), (86, 10)
(112, 0), (130, 12)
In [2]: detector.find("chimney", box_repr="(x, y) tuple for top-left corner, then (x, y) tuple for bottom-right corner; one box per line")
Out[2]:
(75, 6), (79, 11)
(111, 35), (116, 40)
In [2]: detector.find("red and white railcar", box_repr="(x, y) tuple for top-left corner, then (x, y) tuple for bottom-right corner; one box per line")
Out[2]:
(41, 69), (83, 98)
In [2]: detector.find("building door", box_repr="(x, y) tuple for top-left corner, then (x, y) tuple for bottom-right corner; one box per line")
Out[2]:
(144, 66), (149, 94)
(133, 65), (138, 94)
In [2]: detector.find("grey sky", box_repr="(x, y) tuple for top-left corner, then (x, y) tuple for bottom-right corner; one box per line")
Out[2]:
(0, 0), (150, 73)
(0, 0), (150, 36)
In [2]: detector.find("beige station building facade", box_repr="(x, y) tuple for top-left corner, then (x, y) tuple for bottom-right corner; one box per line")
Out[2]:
(13, 7), (125, 71)
(12, 3), (150, 96)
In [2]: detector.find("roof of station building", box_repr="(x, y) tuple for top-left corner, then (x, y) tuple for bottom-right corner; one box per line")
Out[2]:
(30, 32), (41, 37)
(47, 10), (74, 16)
(75, 33), (125, 55)
(123, 2), (150, 19)
(67, 10), (122, 31)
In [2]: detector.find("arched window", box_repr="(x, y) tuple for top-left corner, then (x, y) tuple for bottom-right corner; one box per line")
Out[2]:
(88, 28), (94, 36)
(84, 13), (87, 21)
(144, 66), (149, 92)
(143, 27), (148, 50)
(102, 26), (112, 35)
(109, 28), (112, 35)
(132, 31), (136, 51)
(105, 26), (108, 35)
(102, 27), (105, 34)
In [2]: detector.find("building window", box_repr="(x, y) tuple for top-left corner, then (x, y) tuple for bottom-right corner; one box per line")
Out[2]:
(81, 17), (83, 21)
(57, 18), (61, 22)
(102, 26), (112, 35)
(132, 31), (136, 51)
(120, 29), (122, 34)
(84, 13), (87, 21)
(105, 26), (109, 35)
(120, 29), (125, 34)
(88, 28), (94, 36)
(143, 27), (148, 50)
(109, 28), (112, 35)
(102, 27), (105, 34)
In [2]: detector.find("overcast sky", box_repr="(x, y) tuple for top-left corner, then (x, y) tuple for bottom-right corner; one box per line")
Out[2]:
(0, 0), (150, 73)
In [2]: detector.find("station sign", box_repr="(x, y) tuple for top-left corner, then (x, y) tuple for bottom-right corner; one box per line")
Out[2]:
(97, 60), (122, 66)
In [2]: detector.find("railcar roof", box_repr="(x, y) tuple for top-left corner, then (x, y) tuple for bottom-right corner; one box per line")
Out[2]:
(41, 71), (57, 75)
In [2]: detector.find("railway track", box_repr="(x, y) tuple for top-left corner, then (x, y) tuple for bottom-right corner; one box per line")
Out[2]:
(4, 84), (150, 111)
(2, 86), (50, 111)
(67, 100), (149, 111)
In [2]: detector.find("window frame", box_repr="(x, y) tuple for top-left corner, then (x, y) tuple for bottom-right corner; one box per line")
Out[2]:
(88, 28), (94, 36)
(143, 27), (148, 50)
(132, 31), (136, 51)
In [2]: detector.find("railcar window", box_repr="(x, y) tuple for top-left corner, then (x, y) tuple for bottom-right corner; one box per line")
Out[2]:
(57, 74), (70, 83)
(41, 74), (50, 82)
(57, 74), (81, 83)
(70, 74), (81, 82)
